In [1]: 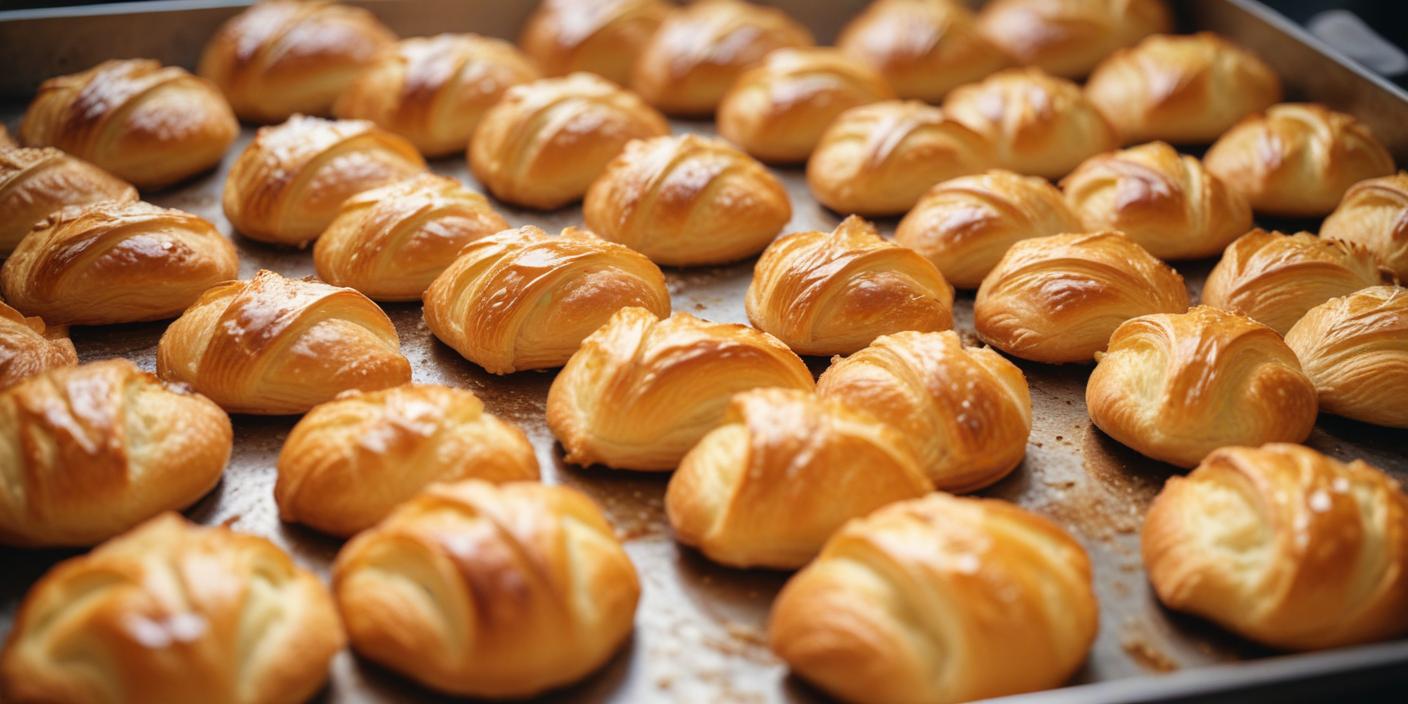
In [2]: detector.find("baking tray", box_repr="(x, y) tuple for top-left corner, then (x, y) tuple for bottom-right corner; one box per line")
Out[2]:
(1, 1), (1407, 702)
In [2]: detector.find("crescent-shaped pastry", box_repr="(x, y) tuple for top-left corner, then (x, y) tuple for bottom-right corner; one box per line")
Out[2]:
(332, 480), (639, 698)
(0, 302), (76, 391)
(1, 200), (239, 326)
(0, 513), (344, 703)
(546, 306), (815, 471)
(1204, 103), (1396, 217)
(1285, 286), (1408, 429)
(769, 492), (1099, 704)
(0, 125), (14, 149)
(974, 231), (1189, 363)
(1321, 172), (1408, 281)
(837, 0), (1012, 103)
(977, 0), (1172, 79)
(156, 269), (411, 415)
(1143, 443), (1408, 650)
(747, 216), (955, 356)
(423, 225), (671, 375)
(519, 0), (670, 86)
(0, 147), (136, 256)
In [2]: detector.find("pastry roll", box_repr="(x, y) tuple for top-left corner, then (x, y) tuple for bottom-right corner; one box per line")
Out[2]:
(157, 269), (411, 415)
(977, 0), (1172, 79)
(276, 383), (539, 537)
(1204, 103), (1395, 217)
(0, 359), (230, 547)
(0, 147), (136, 256)
(519, 0), (670, 85)
(423, 225), (671, 374)
(1143, 443), (1408, 650)
(546, 306), (814, 471)
(817, 330), (1032, 492)
(666, 388), (931, 569)
(1285, 286), (1408, 429)
(333, 480), (639, 698)
(469, 72), (669, 209)
(974, 231), (1189, 363)
(1086, 305), (1317, 468)
(0, 514), (343, 703)
(1321, 172), (1408, 281)
(747, 216), (954, 356)
(837, 0), (1012, 103)
(0, 302), (76, 391)
(770, 492), (1098, 704)
(1, 200), (239, 326)
(313, 173), (508, 301)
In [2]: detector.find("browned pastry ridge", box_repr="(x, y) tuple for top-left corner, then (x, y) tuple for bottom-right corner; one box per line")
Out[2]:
(1321, 171), (1408, 281)
(977, 0), (1173, 79)
(0, 302), (76, 391)
(837, 0), (1012, 103)
(1285, 286), (1408, 429)
(519, 0), (671, 85)
(0, 147), (136, 256)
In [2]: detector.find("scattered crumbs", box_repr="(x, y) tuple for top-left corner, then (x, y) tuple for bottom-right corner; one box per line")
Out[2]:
(1122, 636), (1179, 673)
(1055, 435), (1064, 442)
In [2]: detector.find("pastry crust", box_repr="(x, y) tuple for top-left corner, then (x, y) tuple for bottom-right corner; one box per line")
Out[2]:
(0, 147), (136, 256)
(977, 0), (1172, 79)
(0, 125), (14, 149)
(1321, 172), (1408, 281)
(0, 302), (76, 391)
(1285, 286), (1408, 429)
(837, 0), (1012, 103)
(519, 0), (670, 85)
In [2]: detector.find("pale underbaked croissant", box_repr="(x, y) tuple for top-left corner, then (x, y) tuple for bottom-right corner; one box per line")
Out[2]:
(313, 173), (508, 301)
(0, 302), (76, 391)
(423, 225), (671, 374)
(157, 269), (411, 415)
(0, 513), (344, 703)
(519, 0), (670, 86)
(1321, 172), (1408, 281)
(1285, 286), (1408, 429)
(1087, 305), (1318, 468)
(0, 359), (230, 547)
(333, 480), (639, 698)
(974, 231), (1189, 363)
(1, 200), (239, 326)
(546, 306), (814, 471)
(747, 216), (955, 356)
(837, 0), (1012, 103)
(0, 147), (136, 256)
(770, 492), (1098, 704)
(977, 0), (1172, 79)
(1143, 443), (1408, 650)
(666, 388), (931, 569)
(817, 330), (1032, 492)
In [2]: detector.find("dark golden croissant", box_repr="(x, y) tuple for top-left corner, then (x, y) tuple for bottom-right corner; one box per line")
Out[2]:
(1321, 172), (1408, 281)
(1285, 286), (1408, 429)
(0, 147), (136, 256)
(519, 0), (670, 85)
(0, 302), (76, 391)
(838, 0), (1012, 103)
(977, 0), (1172, 79)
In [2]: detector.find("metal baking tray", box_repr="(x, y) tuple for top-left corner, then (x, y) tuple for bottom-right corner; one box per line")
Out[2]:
(2, 1), (1406, 702)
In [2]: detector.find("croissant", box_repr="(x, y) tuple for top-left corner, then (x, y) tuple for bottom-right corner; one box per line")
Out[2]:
(747, 216), (954, 356)
(770, 492), (1098, 704)
(1285, 286), (1408, 429)
(0, 302), (76, 391)
(423, 225), (671, 374)
(313, 173), (508, 301)
(333, 480), (639, 698)
(1, 200), (239, 326)
(1204, 103), (1396, 217)
(0, 513), (343, 703)
(1321, 172), (1408, 281)
(837, 0), (1012, 103)
(977, 0), (1172, 79)
(0, 125), (14, 149)
(1143, 443), (1408, 650)
(1061, 141), (1253, 260)
(806, 100), (995, 216)
(546, 306), (814, 470)
(518, 0), (670, 85)
(0, 147), (136, 256)
(157, 269), (411, 415)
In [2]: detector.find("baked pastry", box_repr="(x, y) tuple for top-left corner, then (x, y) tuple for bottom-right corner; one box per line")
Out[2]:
(1062, 141), (1253, 260)
(583, 134), (791, 266)
(333, 480), (638, 698)
(631, 0), (814, 115)
(747, 216), (954, 356)
(157, 269), (411, 415)
(1, 200), (239, 326)
(0, 513), (343, 703)
(1321, 172), (1408, 281)
(199, 0), (397, 123)
(1143, 443), (1408, 650)
(0, 359), (230, 547)
(519, 0), (670, 85)
(837, 0), (1012, 103)
(944, 68), (1119, 179)
(977, 0), (1172, 79)
(770, 492), (1098, 704)
(666, 388), (931, 569)
(1201, 229), (1383, 336)
(469, 72), (669, 209)
(20, 59), (238, 189)
(0, 147), (136, 256)
(806, 100), (995, 216)
(276, 383), (539, 537)
(423, 225), (671, 374)
(0, 125), (14, 149)
(546, 306), (814, 471)
(1086, 305), (1317, 468)
(1285, 286), (1408, 429)
(816, 330), (1032, 492)
(313, 173), (508, 301)
(974, 231), (1189, 363)
(0, 302), (76, 391)
(1204, 103), (1396, 217)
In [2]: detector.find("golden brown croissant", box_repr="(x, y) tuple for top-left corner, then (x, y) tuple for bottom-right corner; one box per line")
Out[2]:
(0, 359), (230, 547)
(1143, 443), (1408, 650)
(1285, 286), (1408, 429)
(0, 302), (76, 391)
(157, 269), (411, 415)
(837, 0), (1012, 103)
(423, 225), (671, 374)
(0, 147), (136, 256)
(583, 134), (791, 266)
(747, 216), (954, 356)
(0, 125), (14, 149)
(1062, 141), (1253, 260)
(519, 0), (670, 85)
(1, 200), (239, 326)
(770, 492), (1098, 704)
(0, 513), (344, 703)
(313, 173), (507, 301)
(1321, 172), (1408, 281)
(546, 306), (814, 470)
(333, 480), (639, 698)
(977, 0), (1172, 79)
